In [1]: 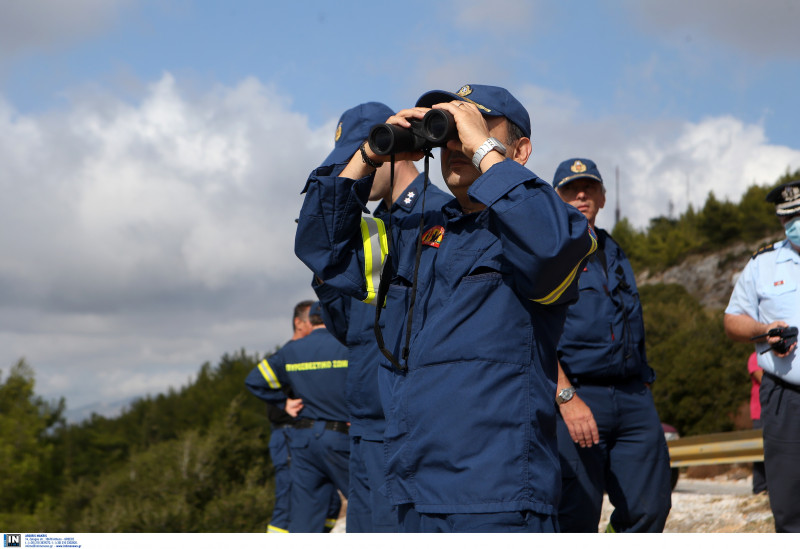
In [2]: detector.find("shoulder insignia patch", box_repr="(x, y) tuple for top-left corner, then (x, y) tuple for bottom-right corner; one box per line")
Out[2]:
(751, 244), (776, 259)
(421, 225), (445, 248)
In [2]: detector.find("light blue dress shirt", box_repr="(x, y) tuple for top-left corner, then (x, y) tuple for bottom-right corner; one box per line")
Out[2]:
(726, 239), (800, 384)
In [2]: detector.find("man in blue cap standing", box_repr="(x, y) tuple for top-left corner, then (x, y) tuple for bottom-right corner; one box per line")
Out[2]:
(309, 102), (451, 532)
(296, 85), (596, 532)
(245, 301), (350, 533)
(551, 157), (672, 532)
(725, 179), (800, 532)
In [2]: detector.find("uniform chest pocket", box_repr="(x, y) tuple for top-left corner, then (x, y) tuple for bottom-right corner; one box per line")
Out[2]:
(764, 278), (797, 296)
(572, 287), (612, 344)
(375, 284), (411, 369)
(761, 277), (798, 318)
(463, 265), (503, 280)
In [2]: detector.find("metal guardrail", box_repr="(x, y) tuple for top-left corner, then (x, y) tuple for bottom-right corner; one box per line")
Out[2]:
(667, 428), (763, 467)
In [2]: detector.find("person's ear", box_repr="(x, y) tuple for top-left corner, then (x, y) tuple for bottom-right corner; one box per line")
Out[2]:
(510, 137), (532, 165)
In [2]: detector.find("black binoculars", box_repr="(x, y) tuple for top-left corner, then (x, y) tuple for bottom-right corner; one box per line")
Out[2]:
(368, 109), (458, 156)
(751, 326), (799, 354)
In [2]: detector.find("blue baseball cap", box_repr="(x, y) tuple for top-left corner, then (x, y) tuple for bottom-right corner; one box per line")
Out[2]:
(552, 158), (604, 190)
(321, 102), (395, 167)
(415, 84), (531, 139)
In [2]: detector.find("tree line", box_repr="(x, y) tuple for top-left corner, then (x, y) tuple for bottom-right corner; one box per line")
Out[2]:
(612, 168), (799, 273)
(2, 169), (797, 532)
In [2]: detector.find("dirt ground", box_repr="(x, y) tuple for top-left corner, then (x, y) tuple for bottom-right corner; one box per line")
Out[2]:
(600, 466), (775, 533)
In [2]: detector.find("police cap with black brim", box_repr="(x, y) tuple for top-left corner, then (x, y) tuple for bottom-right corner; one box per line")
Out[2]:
(765, 180), (800, 217)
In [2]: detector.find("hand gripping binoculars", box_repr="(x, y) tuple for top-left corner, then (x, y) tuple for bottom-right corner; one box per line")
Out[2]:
(751, 326), (799, 354)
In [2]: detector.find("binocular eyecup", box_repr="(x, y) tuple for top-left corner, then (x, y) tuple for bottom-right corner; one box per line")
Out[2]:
(368, 109), (458, 156)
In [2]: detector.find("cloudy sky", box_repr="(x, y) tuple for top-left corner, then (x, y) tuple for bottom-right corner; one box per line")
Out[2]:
(2, 0), (799, 418)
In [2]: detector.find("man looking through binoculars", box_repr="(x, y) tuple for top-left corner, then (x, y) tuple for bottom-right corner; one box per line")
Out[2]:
(296, 84), (597, 532)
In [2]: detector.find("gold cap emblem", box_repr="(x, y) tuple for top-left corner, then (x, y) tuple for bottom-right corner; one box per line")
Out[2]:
(570, 160), (587, 174)
(335, 121), (343, 143)
(453, 85), (491, 113)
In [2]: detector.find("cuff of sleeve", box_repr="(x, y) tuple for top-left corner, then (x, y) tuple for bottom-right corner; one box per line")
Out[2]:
(468, 159), (540, 207)
(301, 164), (338, 194)
(312, 276), (340, 302)
(352, 174), (375, 214)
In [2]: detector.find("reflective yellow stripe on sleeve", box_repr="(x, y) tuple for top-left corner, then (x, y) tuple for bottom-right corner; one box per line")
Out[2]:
(360, 216), (389, 305)
(257, 359), (282, 389)
(532, 230), (598, 305)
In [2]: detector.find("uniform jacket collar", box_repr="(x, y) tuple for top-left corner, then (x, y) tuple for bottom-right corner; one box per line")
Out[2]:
(777, 238), (800, 263)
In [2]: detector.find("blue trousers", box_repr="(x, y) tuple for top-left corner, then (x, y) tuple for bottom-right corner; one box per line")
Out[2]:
(397, 505), (557, 533)
(346, 436), (398, 532)
(556, 380), (672, 532)
(267, 426), (292, 533)
(267, 425), (341, 533)
(288, 423), (350, 533)
(761, 374), (800, 532)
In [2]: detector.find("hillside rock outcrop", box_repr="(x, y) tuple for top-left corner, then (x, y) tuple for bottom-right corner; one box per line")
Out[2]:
(636, 234), (783, 311)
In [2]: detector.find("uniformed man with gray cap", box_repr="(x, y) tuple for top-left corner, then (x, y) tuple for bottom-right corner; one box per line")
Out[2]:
(724, 179), (800, 532)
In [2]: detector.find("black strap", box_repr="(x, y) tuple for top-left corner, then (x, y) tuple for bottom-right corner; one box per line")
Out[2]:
(372, 150), (434, 372)
(401, 152), (431, 364)
(373, 153), (405, 371)
(373, 253), (403, 370)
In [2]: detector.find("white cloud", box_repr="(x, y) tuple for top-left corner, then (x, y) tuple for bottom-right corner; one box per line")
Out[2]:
(0, 73), (334, 410)
(4, 70), (799, 414)
(519, 85), (800, 230)
(622, 116), (800, 224)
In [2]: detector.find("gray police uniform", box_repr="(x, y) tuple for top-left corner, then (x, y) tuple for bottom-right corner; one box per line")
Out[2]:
(726, 238), (800, 532)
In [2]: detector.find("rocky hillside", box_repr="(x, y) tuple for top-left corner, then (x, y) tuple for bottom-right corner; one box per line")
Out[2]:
(636, 232), (784, 311)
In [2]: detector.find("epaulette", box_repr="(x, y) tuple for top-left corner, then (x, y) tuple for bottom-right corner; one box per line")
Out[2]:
(751, 244), (776, 260)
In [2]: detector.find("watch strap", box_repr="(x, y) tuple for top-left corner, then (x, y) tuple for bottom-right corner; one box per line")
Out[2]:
(471, 137), (506, 171)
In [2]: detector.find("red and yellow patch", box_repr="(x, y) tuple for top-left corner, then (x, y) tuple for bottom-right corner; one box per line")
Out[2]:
(421, 225), (445, 248)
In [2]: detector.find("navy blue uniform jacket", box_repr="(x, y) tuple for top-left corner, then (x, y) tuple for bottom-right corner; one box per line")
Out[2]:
(295, 159), (596, 514)
(557, 229), (654, 383)
(245, 328), (349, 423)
(314, 174), (453, 440)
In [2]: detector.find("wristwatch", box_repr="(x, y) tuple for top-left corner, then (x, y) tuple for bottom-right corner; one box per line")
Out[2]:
(556, 386), (576, 405)
(471, 137), (507, 171)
